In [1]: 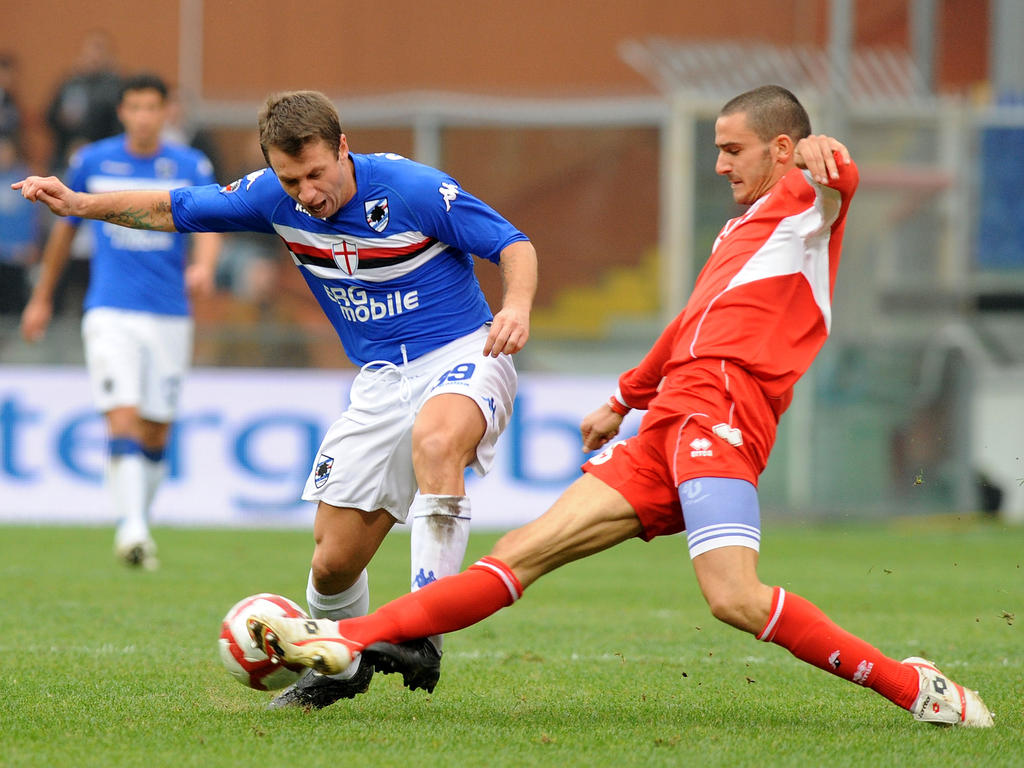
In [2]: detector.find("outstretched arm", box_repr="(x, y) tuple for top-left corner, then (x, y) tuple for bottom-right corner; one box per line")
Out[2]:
(13, 176), (177, 232)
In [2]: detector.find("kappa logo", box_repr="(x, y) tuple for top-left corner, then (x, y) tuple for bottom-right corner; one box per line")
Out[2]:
(690, 437), (713, 457)
(313, 454), (334, 488)
(364, 198), (389, 232)
(244, 169), (266, 190)
(829, 650), (841, 669)
(220, 169), (266, 194)
(413, 568), (436, 589)
(439, 182), (459, 212)
(482, 396), (498, 424)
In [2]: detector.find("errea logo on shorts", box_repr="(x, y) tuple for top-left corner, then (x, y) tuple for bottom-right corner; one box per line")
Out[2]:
(323, 285), (419, 322)
(690, 437), (713, 457)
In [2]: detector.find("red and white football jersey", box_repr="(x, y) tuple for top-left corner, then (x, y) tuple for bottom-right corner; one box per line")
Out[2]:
(618, 156), (859, 420)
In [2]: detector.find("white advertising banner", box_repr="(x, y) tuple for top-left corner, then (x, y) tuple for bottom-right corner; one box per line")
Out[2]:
(0, 366), (641, 530)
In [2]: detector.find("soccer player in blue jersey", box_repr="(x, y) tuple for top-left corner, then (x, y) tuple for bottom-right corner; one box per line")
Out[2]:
(15, 90), (538, 709)
(19, 74), (222, 571)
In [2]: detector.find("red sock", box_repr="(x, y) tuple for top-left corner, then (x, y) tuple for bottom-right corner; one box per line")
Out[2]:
(337, 556), (523, 648)
(758, 587), (920, 710)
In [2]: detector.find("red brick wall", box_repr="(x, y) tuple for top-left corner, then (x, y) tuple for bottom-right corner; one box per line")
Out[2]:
(6, 0), (988, 114)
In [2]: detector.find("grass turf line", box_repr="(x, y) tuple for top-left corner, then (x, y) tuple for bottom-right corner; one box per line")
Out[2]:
(0, 519), (1020, 767)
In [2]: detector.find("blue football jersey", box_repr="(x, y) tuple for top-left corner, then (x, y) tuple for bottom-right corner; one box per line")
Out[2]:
(67, 135), (216, 316)
(171, 152), (529, 366)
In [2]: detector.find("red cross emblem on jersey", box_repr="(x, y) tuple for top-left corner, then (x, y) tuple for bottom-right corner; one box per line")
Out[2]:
(331, 240), (359, 275)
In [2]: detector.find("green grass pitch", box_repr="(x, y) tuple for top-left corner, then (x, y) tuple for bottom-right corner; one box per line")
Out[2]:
(1, 517), (1020, 767)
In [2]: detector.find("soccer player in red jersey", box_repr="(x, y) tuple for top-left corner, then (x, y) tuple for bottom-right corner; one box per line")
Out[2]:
(249, 85), (992, 727)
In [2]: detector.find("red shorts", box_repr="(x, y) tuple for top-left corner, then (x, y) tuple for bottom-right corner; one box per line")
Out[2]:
(584, 360), (779, 540)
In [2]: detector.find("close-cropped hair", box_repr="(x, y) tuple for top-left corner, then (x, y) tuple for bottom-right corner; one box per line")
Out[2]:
(119, 73), (168, 102)
(258, 90), (342, 164)
(720, 85), (811, 143)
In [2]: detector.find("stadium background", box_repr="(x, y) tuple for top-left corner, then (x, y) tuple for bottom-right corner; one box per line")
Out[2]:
(2, 0), (1023, 527)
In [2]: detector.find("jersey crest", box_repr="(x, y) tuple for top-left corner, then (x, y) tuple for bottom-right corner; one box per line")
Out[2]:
(364, 198), (389, 232)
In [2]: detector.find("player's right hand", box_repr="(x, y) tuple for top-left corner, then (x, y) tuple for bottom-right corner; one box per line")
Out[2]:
(12, 176), (78, 217)
(20, 298), (53, 343)
(580, 404), (624, 452)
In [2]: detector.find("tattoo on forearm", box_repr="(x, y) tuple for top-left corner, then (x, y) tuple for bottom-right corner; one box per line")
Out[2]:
(103, 200), (170, 230)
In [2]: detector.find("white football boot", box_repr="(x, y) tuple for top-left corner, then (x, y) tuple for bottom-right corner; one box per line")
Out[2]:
(114, 522), (159, 571)
(247, 615), (359, 676)
(904, 657), (994, 727)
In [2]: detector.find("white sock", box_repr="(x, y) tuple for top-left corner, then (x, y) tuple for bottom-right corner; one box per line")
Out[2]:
(306, 568), (370, 620)
(306, 569), (369, 680)
(110, 452), (148, 546)
(143, 456), (166, 517)
(409, 494), (472, 651)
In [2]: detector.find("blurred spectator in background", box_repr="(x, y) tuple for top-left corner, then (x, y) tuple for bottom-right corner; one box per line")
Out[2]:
(0, 53), (23, 144)
(0, 135), (40, 319)
(162, 87), (226, 183)
(45, 30), (122, 173)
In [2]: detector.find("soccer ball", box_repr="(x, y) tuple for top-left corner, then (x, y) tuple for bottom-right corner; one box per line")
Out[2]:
(218, 593), (309, 690)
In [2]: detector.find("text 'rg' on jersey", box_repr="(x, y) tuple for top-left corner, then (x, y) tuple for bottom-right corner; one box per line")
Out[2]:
(170, 152), (530, 366)
(67, 135), (217, 316)
(618, 156), (860, 419)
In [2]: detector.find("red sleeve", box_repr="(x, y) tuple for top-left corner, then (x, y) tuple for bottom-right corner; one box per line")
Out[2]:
(836, 158), (858, 226)
(616, 311), (684, 410)
(825, 153), (859, 204)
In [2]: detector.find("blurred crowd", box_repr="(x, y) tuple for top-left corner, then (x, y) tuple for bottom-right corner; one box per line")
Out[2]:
(0, 31), (344, 368)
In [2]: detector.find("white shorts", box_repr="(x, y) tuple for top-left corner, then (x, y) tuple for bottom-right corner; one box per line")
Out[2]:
(82, 307), (193, 423)
(302, 326), (517, 521)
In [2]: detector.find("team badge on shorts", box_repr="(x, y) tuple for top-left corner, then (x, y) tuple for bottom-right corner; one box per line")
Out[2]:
(364, 198), (389, 232)
(313, 454), (335, 488)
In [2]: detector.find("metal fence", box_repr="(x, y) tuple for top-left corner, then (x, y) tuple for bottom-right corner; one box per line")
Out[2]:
(4, 42), (1023, 521)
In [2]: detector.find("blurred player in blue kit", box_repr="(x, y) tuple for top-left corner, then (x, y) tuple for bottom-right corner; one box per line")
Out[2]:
(15, 90), (538, 709)
(20, 74), (222, 570)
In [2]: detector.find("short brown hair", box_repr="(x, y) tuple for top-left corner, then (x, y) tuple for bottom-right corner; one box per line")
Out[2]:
(257, 90), (342, 164)
(719, 85), (811, 143)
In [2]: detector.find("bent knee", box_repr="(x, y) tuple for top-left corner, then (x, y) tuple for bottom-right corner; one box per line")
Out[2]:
(310, 550), (363, 592)
(413, 426), (475, 466)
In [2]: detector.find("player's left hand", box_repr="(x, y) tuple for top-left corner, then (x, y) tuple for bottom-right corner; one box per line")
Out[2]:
(794, 134), (851, 184)
(483, 306), (530, 357)
(185, 262), (216, 298)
